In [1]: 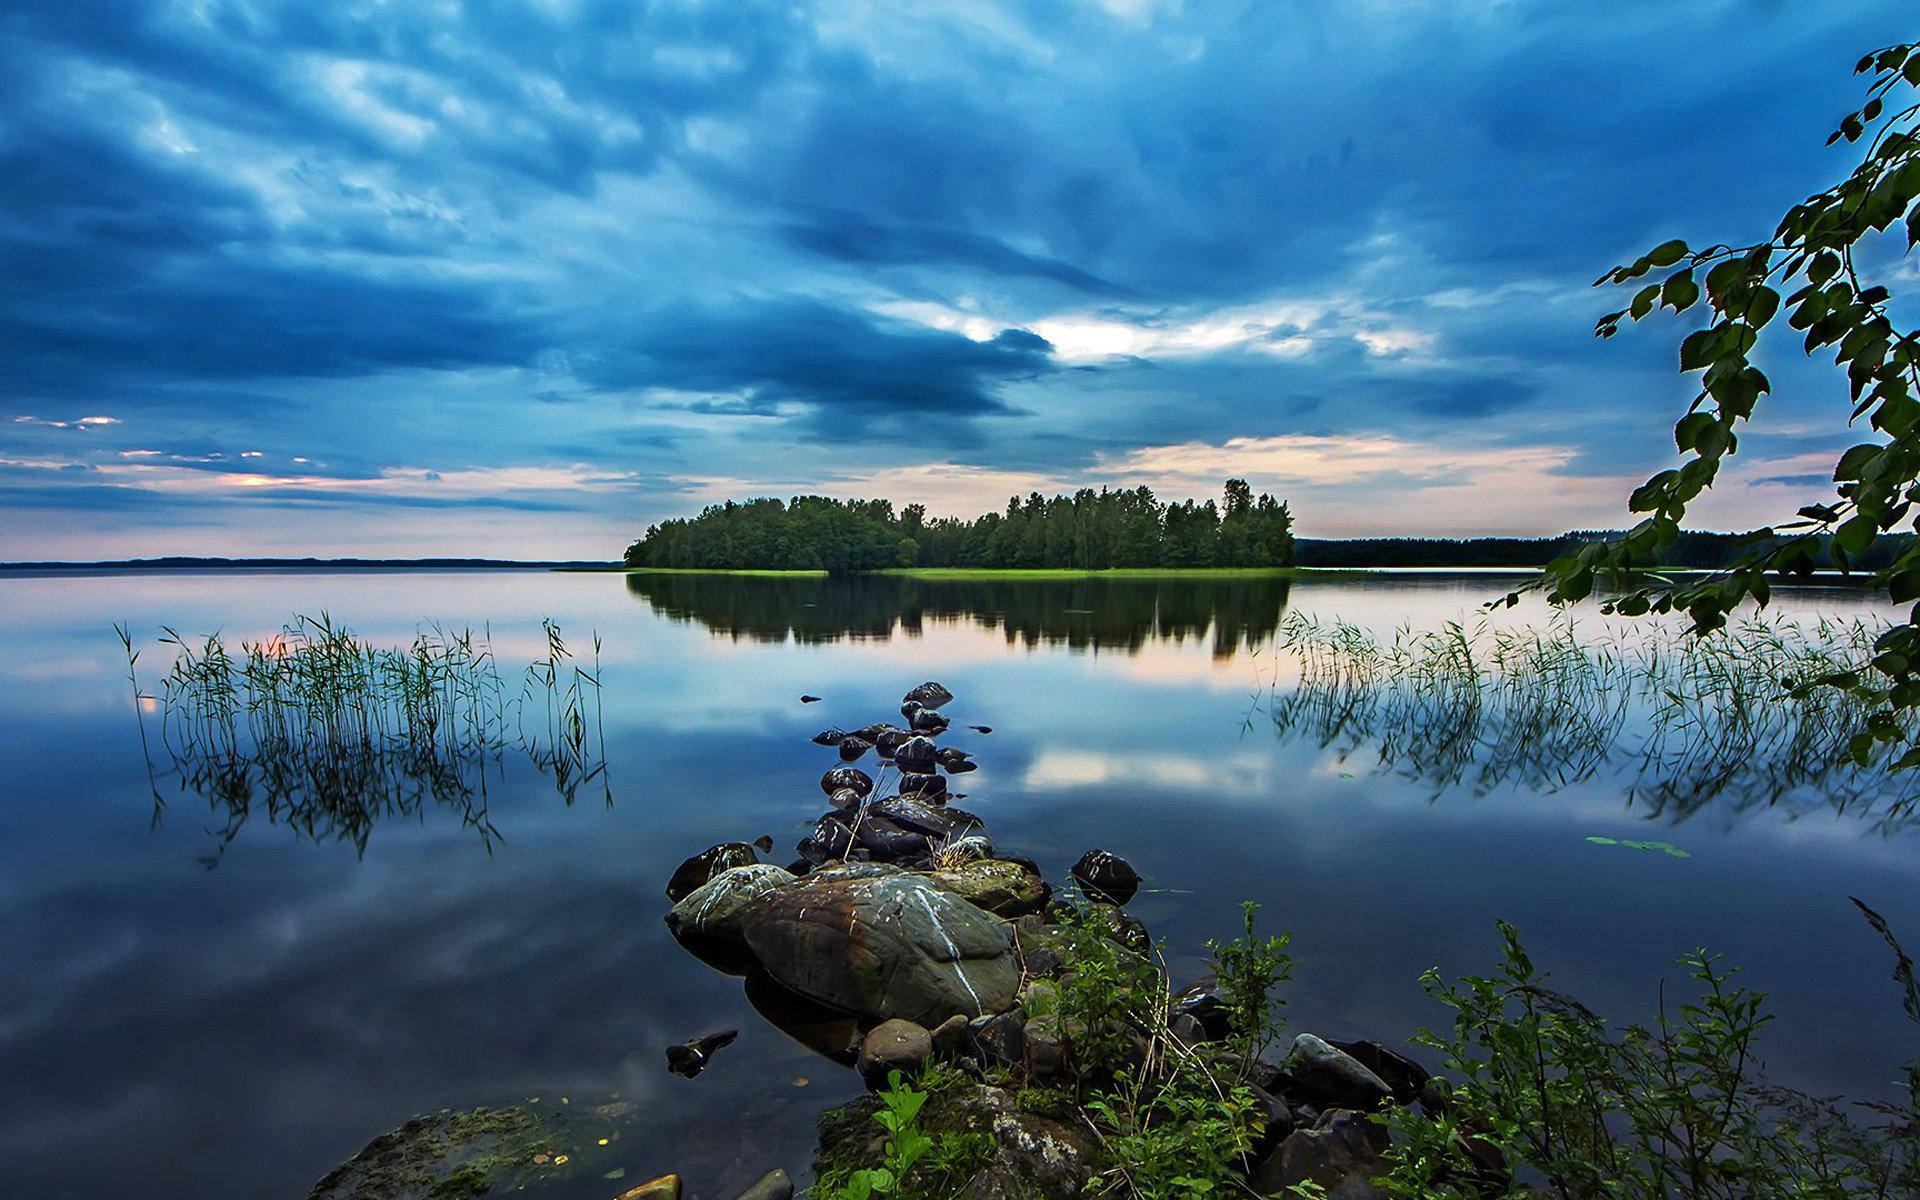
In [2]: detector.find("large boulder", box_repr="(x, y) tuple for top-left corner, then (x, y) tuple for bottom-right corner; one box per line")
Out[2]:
(665, 864), (796, 943)
(742, 872), (1020, 1025)
(666, 842), (759, 902)
(929, 858), (1049, 918)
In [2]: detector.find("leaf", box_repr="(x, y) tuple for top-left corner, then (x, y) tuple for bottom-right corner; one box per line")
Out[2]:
(1850, 897), (1920, 1024)
(1647, 239), (1688, 267)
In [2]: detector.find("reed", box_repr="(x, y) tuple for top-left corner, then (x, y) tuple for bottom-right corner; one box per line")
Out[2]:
(119, 613), (609, 866)
(1268, 612), (1918, 827)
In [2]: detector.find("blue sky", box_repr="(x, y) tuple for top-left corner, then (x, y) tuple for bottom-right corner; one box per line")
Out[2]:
(1, 0), (1910, 558)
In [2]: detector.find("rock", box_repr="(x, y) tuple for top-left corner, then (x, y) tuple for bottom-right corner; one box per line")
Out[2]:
(838, 736), (874, 762)
(1017, 978), (1059, 1014)
(753, 834), (775, 852)
(875, 729), (909, 759)
(1070, 849), (1141, 905)
(732, 1168), (794, 1200)
(308, 1106), (557, 1200)
(870, 795), (981, 839)
(1023, 1015), (1068, 1079)
(820, 767), (874, 798)
(911, 708), (951, 734)
(666, 843), (759, 903)
(1283, 1034), (1394, 1111)
(858, 1018), (933, 1083)
(1171, 979), (1233, 1041)
(967, 1010), (1027, 1069)
(899, 772), (949, 801)
(1169, 1013), (1205, 1046)
(1247, 1084), (1295, 1160)
(930, 858), (1049, 918)
(811, 728), (846, 746)
(855, 722), (897, 740)
(801, 695), (822, 704)
(969, 725), (993, 734)
(931, 1014), (971, 1057)
(665, 1029), (738, 1079)
(903, 681), (955, 709)
(807, 860), (906, 884)
(1074, 903), (1150, 954)
(936, 745), (972, 767)
(616, 1177), (683, 1200)
(852, 815), (934, 864)
(943, 757), (979, 774)
(797, 813), (855, 864)
(894, 735), (938, 772)
(1329, 1039), (1431, 1106)
(815, 1083), (1098, 1200)
(827, 787), (864, 812)
(742, 872), (1020, 1025)
(1249, 1109), (1391, 1200)
(665, 863), (797, 943)
(943, 834), (996, 862)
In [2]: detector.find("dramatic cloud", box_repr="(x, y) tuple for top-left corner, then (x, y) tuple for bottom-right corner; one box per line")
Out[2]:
(0, 0), (1908, 556)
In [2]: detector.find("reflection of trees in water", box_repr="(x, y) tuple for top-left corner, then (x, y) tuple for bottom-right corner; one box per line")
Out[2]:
(118, 615), (609, 867)
(1265, 613), (1920, 831)
(624, 572), (1293, 658)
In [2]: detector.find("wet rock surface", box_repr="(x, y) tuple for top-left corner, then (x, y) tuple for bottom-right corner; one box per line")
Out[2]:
(1070, 849), (1141, 905)
(666, 842), (760, 903)
(1249, 1108), (1394, 1200)
(665, 1030), (738, 1079)
(742, 872), (1020, 1025)
(1283, 1033), (1395, 1111)
(665, 863), (796, 943)
(929, 857), (1049, 917)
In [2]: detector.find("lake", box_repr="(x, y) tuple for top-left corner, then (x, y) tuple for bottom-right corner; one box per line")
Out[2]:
(1, 568), (1915, 1200)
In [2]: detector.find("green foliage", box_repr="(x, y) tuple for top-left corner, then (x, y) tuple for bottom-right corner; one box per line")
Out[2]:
(1380, 921), (1920, 1199)
(1055, 904), (1167, 1076)
(1085, 1060), (1265, 1200)
(624, 481), (1294, 571)
(1531, 38), (1920, 766)
(814, 1070), (992, 1200)
(1206, 900), (1296, 1069)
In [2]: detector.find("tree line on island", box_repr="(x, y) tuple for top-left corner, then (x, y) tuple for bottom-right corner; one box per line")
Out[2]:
(624, 480), (1296, 571)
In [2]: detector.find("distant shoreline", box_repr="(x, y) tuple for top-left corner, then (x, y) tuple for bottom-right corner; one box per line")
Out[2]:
(0, 557), (617, 573)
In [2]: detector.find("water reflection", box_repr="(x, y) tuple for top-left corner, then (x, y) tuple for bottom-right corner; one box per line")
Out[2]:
(121, 614), (610, 866)
(625, 571), (1293, 657)
(1264, 612), (1920, 829)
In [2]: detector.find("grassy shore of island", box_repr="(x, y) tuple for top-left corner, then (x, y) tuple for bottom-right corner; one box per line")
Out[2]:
(604, 566), (1365, 579)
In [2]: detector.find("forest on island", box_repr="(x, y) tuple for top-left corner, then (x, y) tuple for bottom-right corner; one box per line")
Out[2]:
(624, 480), (1296, 571)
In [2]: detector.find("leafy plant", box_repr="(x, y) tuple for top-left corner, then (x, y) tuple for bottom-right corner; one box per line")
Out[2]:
(1206, 900), (1296, 1070)
(1526, 37), (1920, 766)
(1380, 919), (1919, 1198)
(814, 1070), (991, 1200)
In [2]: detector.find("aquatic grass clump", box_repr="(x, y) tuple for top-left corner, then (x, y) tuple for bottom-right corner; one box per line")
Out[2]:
(116, 613), (608, 866)
(1269, 612), (1920, 827)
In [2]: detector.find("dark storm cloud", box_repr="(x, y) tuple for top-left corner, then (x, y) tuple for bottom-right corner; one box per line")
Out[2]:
(0, 0), (1911, 553)
(577, 299), (1055, 426)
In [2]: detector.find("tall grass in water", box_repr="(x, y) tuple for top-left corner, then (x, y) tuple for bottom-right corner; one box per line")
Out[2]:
(117, 614), (608, 867)
(1269, 612), (1919, 828)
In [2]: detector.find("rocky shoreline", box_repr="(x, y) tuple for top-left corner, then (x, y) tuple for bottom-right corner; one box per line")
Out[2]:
(311, 681), (1479, 1200)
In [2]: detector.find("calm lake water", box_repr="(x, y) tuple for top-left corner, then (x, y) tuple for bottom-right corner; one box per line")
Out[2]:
(1, 568), (1916, 1200)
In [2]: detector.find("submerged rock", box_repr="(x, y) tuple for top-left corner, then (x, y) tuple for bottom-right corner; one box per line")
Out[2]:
(667, 842), (760, 903)
(616, 1177), (683, 1200)
(742, 872), (1020, 1025)
(903, 681), (955, 709)
(969, 724), (993, 734)
(309, 1099), (645, 1200)
(665, 1029), (738, 1078)
(1070, 849), (1141, 906)
(733, 1169), (794, 1200)
(820, 767), (874, 798)
(665, 863), (797, 944)
(745, 969), (863, 1064)
(801, 695), (823, 704)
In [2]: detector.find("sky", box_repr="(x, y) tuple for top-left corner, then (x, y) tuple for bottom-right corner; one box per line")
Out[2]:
(1, 0), (1913, 560)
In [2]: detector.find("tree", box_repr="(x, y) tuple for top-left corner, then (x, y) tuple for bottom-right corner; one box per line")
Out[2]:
(1532, 38), (1920, 766)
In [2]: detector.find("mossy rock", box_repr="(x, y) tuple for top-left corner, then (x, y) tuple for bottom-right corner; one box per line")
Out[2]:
(309, 1098), (652, 1200)
(814, 1084), (1100, 1200)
